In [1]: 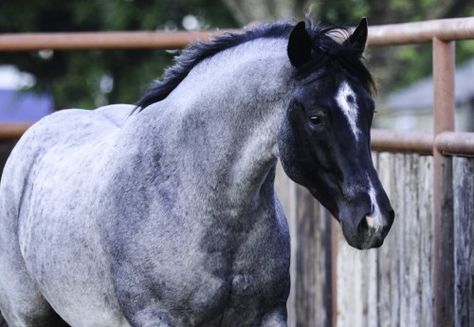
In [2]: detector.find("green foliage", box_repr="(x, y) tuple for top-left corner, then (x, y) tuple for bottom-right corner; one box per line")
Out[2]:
(1, 0), (473, 108)
(311, 0), (474, 91)
(0, 0), (238, 109)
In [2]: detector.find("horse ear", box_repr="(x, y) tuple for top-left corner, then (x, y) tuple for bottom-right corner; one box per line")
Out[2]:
(344, 17), (368, 56)
(287, 21), (312, 67)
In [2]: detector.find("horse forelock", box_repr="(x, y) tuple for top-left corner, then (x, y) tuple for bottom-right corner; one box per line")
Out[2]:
(135, 19), (375, 111)
(295, 25), (376, 94)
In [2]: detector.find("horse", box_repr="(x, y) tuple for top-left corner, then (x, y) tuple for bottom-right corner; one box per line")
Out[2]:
(0, 18), (394, 326)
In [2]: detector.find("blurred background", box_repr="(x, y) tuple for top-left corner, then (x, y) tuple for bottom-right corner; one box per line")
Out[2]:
(0, 0), (473, 131)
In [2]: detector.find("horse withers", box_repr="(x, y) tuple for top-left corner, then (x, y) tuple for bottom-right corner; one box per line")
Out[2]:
(0, 18), (393, 326)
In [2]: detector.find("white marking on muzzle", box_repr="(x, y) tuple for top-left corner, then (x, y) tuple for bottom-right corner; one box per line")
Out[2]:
(335, 81), (359, 140)
(366, 180), (384, 230)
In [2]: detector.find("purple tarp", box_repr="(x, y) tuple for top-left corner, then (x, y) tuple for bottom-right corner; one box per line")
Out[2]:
(0, 89), (53, 123)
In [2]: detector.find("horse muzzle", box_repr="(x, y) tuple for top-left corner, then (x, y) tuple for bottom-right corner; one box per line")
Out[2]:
(341, 208), (395, 250)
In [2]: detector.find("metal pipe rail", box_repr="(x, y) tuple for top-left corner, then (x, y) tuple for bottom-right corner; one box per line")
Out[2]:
(368, 17), (474, 45)
(0, 17), (474, 51)
(371, 129), (474, 156)
(0, 17), (473, 51)
(436, 131), (474, 156)
(0, 123), (31, 139)
(3, 126), (471, 156)
(0, 31), (223, 51)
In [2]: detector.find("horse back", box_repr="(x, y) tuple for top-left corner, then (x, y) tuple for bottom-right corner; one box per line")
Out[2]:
(1, 104), (134, 214)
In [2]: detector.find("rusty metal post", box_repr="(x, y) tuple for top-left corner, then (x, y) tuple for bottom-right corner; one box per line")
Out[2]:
(433, 37), (455, 327)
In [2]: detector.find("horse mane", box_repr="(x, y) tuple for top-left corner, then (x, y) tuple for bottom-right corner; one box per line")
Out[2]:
(136, 19), (375, 110)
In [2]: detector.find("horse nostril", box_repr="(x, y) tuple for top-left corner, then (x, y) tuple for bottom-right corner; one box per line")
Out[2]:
(358, 214), (385, 233)
(370, 203), (375, 214)
(357, 216), (370, 234)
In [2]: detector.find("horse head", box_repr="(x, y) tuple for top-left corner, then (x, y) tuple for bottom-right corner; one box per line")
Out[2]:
(278, 18), (394, 249)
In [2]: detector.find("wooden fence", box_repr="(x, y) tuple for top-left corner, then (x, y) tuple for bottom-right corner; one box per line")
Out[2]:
(1, 17), (474, 327)
(279, 153), (473, 327)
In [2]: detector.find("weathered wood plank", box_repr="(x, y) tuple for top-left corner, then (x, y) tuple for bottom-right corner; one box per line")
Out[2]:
(437, 156), (455, 326)
(293, 184), (331, 327)
(275, 163), (298, 326)
(335, 153), (435, 327)
(336, 230), (378, 327)
(276, 162), (332, 327)
(453, 157), (474, 327)
(418, 155), (434, 327)
(377, 152), (397, 327)
(335, 152), (379, 327)
(398, 154), (410, 326)
(391, 153), (405, 327)
(407, 155), (422, 327)
(278, 152), (449, 327)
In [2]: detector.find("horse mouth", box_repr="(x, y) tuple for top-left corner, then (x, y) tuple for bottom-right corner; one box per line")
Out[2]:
(342, 229), (386, 249)
(359, 231), (385, 249)
(340, 214), (392, 250)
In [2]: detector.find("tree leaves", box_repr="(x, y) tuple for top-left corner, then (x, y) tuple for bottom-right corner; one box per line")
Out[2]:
(0, 1), (238, 109)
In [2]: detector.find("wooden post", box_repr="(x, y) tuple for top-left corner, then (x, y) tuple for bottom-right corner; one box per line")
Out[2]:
(432, 37), (455, 327)
(330, 218), (338, 327)
(275, 163), (333, 327)
(292, 185), (332, 327)
(453, 158), (474, 327)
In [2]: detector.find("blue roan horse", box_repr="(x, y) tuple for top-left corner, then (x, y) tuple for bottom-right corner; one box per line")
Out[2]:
(0, 18), (394, 326)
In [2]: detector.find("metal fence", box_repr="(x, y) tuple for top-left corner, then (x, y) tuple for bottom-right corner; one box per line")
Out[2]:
(1, 16), (474, 327)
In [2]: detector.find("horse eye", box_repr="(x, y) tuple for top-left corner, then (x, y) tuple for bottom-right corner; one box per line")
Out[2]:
(309, 115), (322, 125)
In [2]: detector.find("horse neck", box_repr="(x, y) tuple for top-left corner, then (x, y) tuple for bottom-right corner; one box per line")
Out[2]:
(139, 38), (293, 212)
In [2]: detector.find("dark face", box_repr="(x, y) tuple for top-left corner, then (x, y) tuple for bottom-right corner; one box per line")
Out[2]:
(280, 19), (394, 249)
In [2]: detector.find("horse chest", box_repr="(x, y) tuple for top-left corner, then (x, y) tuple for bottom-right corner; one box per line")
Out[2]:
(218, 215), (290, 324)
(199, 222), (289, 295)
(230, 223), (290, 296)
(151, 210), (290, 324)
(105, 175), (290, 324)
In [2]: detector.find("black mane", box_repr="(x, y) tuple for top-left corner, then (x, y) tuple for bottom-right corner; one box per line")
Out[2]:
(136, 20), (374, 110)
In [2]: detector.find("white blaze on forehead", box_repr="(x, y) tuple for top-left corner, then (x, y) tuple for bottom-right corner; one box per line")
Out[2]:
(335, 81), (360, 140)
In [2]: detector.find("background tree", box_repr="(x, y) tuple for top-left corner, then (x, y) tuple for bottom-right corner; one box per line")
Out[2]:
(0, 0), (238, 109)
(1, 0), (473, 109)
(224, 0), (474, 94)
